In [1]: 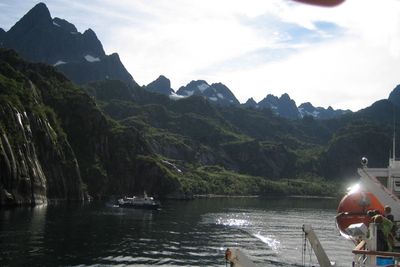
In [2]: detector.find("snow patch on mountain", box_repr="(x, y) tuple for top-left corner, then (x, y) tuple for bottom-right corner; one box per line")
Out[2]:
(184, 90), (194, 96)
(84, 55), (100, 62)
(169, 93), (187, 101)
(197, 83), (209, 92)
(53, 60), (66, 66)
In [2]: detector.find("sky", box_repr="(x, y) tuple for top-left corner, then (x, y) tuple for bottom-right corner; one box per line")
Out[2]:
(1, 0), (400, 111)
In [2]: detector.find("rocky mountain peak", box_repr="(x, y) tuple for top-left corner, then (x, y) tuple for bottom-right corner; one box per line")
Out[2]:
(299, 102), (314, 111)
(82, 28), (105, 57)
(9, 3), (52, 33)
(258, 93), (299, 119)
(210, 83), (232, 95)
(146, 75), (174, 95)
(175, 80), (239, 106)
(205, 82), (240, 106)
(259, 94), (278, 108)
(278, 94), (299, 119)
(243, 97), (258, 108)
(280, 93), (291, 101)
(210, 82), (226, 89)
(266, 94), (279, 103)
(176, 80), (210, 96)
(247, 93), (350, 120)
(189, 80), (210, 90)
(298, 102), (350, 119)
(388, 84), (400, 107)
(154, 75), (171, 86)
(247, 97), (257, 104)
(83, 28), (96, 38)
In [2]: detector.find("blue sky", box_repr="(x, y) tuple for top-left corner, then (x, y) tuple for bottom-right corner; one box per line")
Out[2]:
(1, 0), (400, 111)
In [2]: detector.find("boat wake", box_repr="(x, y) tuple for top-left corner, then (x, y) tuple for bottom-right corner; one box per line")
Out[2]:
(252, 232), (281, 251)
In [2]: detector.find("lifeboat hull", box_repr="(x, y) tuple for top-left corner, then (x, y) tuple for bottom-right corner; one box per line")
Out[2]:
(336, 191), (384, 237)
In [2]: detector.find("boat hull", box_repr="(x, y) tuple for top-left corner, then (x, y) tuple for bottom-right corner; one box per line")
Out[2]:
(118, 203), (159, 209)
(336, 190), (384, 237)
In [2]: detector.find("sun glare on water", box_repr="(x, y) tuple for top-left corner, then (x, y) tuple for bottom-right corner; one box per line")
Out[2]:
(216, 217), (250, 227)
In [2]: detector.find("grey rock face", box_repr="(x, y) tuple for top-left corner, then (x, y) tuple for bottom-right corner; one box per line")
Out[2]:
(0, 91), (85, 206)
(258, 93), (300, 119)
(177, 80), (240, 106)
(146, 75), (174, 95)
(389, 84), (400, 107)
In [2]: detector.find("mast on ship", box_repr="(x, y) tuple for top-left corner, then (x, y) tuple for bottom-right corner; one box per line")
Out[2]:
(390, 110), (398, 165)
(390, 115), (396, 163)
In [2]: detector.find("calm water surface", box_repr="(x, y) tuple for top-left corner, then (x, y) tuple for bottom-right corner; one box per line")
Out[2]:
(0, 197), (353, 266)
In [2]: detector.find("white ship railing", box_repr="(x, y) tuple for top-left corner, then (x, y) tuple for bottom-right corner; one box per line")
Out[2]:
(352, 240), (400, 267)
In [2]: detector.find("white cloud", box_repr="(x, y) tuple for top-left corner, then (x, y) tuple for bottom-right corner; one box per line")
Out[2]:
(109, 0), (400, 110)
(221, 36), (400, 110)
(2, 0), (400, 111)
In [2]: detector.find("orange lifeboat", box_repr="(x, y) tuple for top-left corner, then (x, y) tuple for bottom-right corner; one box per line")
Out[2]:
(336, 190), (384, 238)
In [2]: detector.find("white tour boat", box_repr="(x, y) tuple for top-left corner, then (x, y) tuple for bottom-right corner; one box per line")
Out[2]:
(117, 192), (159, 209)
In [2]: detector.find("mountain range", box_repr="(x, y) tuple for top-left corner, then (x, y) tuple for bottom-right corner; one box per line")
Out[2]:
(0, 2), (349, 120)
(1, 3), (400, 206)
(146, 76), (351, 119)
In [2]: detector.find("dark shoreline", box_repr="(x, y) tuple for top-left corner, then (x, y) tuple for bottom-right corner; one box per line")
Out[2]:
(193, 194), (337, 199)
(0, 193), (340, 208)
(194, 194), (260, 198)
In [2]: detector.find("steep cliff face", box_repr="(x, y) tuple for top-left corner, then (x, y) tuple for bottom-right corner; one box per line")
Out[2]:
(0, 49), (185, 204)
(0, 105), (47, 205)
(0, 50), (85, 205)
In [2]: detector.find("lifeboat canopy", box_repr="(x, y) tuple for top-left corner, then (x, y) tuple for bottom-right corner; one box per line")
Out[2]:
(336, 189), (384, 239)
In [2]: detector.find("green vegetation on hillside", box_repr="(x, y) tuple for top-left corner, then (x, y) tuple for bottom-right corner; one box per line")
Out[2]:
(3, 47), (399, 203)
(83, 79), (400, 197)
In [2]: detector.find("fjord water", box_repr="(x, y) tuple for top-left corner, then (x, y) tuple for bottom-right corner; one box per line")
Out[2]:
(0, 198), (353, 267)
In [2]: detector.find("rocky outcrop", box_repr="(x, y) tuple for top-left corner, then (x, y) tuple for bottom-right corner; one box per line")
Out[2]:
(177, 80), (240, 106)
(258, 93), (300, 119)
(243, 97), (258, 109)
(146, 75), (175, 95)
